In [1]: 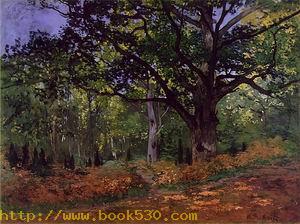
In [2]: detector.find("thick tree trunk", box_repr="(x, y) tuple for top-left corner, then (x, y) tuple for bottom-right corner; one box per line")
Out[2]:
(147, 85), (158, 163)
(191, 104), (218, 162)
(191, 126), (217, 162)
(188, 6), (216, 163)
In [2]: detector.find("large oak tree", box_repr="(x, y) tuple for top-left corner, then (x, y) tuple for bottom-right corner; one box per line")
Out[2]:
(4, 0), (300, 162)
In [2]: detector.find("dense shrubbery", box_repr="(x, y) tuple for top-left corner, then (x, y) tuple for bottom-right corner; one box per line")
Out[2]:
(1, 165), (145, 205)
(0, 136), (294, 207)
(153, 137), (286, 185)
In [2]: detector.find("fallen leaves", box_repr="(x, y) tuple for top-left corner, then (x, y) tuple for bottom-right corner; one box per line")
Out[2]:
(152, 161), (181, 185)
(1, 166), (145, 205)
(198, 191), (220, 197)
(192, 199), (220, 207)
(252, 198), (273, 207)
(163, 194), (188, 201)
(234, 182), (254, 191)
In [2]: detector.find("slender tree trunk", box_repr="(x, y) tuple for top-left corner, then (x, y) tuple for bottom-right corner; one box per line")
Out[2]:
(50, 116), (58, 162)
(110, 137), (117, 159)
(177, 138), (183, 165)
(86, 93), (95, 156)
(68, 137), (72, 157)
(156, 102), (162, 160)
(77, 139), (81, 163)
(185, 147), (192, 165)
(147, 84), (158, 163)
(103, 133), (113, 160)
(126, 139), (131, 161)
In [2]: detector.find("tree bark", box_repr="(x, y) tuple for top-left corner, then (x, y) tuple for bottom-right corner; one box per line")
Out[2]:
(185, 146), (192, 165)
(191, 102), (218, 162)
(50, 116), (58, 162)
(147, 84), (158, 163)
(103, 133), (113, 160)
(177, 138), (183, 165)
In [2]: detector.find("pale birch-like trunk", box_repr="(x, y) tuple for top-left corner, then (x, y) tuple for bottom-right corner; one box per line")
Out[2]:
(147, 84), (158, 163)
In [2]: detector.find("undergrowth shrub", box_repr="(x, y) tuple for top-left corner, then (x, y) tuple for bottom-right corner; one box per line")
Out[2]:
(153, 137), (286, 185)
(152, 161), (181, 185)
(235, 137), (285, 166)
(1, 167), (145, 206)
(282, 140), (299, 155)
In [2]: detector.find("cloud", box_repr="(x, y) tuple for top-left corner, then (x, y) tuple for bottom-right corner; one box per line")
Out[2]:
(1, 0), (65, 53)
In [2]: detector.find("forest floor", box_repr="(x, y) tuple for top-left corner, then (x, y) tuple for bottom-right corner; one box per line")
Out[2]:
(1, 155), (300, 223)
(69, 158), (300, 223)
